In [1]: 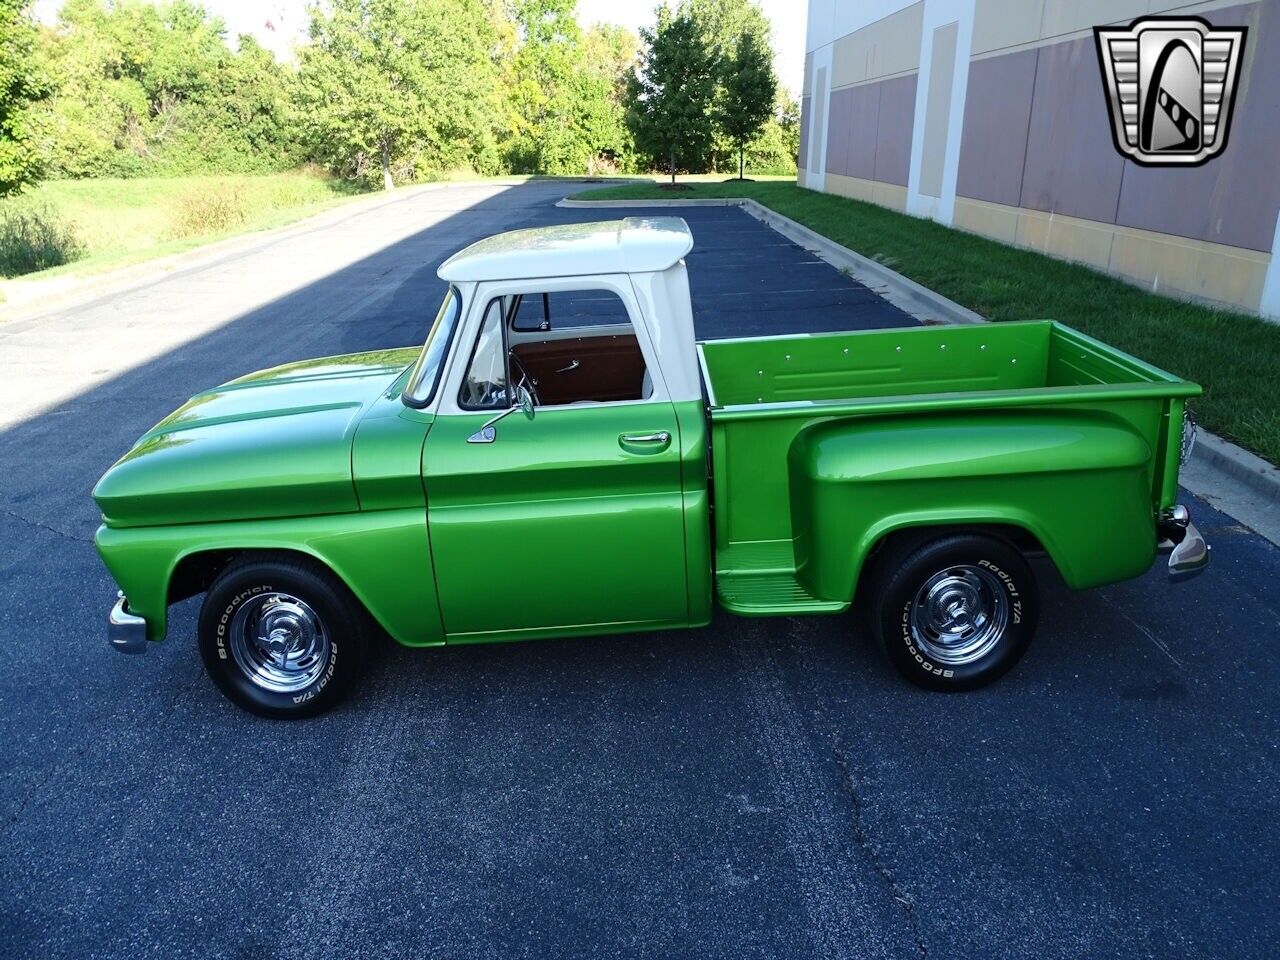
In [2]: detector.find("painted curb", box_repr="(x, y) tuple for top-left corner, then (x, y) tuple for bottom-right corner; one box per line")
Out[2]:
(737, 199), (986, 326)
(561, 193), (1280, 527)
(1187, 430), (1280, 505)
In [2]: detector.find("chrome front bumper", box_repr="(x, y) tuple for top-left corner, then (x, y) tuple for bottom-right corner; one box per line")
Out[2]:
(1158, 505), (1210, 580)
(108, 593), (148, 654)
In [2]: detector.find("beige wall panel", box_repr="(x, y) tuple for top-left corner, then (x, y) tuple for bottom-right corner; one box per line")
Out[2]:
(867, 2), (926, 79)
(1109, 231), (1268, 310)
(810, 67), (827, 176)
(953, 197), (1267, 311)
(825, 173), (878, 204)
(1039, 0), (1147, 39)
(918, 21), (959, 199)
(823, 175), (908, 214)
(972, 0), (1045, 55)
(968, 0), (1245, 56)
(953, 198), (1021, 244)
(872, 182), (910, 213)
(1189, 252), (1268, 311)
(831, 33), (867, 89)
(1015, 210), (1116, 271)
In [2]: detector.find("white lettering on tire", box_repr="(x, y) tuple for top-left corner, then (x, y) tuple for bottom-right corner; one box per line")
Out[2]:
(216, 584), (273, 661)
(899, 603), (955, 678)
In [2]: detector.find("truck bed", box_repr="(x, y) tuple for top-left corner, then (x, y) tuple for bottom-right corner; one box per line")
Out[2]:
(696, 321), (1199, 614)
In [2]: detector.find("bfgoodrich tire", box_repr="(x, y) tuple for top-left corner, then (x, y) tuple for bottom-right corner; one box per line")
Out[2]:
(198, 556), (369, 719)
(872, 534), (1039, 692)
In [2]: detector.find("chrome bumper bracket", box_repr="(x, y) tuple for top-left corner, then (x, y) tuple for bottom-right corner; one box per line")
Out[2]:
(1168, 520), (1209, 579)
(109, 594), (148, 655)
(1158, 505), (1210, 581)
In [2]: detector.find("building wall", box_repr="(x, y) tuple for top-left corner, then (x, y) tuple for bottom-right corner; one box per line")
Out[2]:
(798, 0), (1280, 318)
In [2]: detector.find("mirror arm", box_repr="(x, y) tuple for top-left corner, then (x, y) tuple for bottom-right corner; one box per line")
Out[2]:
(480, 404), (517, 432)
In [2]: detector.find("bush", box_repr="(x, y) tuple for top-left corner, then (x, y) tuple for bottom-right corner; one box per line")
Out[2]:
(0, 202), (84, 276)
(166, 181), (249, 239)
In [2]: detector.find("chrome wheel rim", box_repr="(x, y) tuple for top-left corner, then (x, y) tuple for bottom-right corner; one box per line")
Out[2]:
(909, 565), (1009, 666)
(228, 592), (330, 694)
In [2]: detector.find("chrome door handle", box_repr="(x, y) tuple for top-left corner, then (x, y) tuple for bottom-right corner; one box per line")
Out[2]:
(556, 359), (580, 373)
(620, 431), (670, 444)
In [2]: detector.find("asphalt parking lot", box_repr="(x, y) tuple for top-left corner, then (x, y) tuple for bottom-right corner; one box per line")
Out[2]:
(1, 181), (1277, 959)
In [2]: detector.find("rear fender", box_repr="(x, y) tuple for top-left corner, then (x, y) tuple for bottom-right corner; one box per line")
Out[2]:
(788, 411), (1156, 602)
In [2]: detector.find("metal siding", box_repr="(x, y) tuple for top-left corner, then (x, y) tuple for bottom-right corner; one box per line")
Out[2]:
(955, 48), (1039, 206)
(1018, 35), (1126, 223)
(1114, 1), (1280, 251)
(825, 87), (854, 176)
(872, 73), (916, 187)
(846, 83), (882, 180)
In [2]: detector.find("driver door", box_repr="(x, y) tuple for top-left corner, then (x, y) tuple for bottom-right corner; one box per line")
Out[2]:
(423, 284), (690, 640)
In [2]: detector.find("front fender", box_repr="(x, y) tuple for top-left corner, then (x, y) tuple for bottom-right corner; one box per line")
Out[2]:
(788, 411), (1156, 601)
(95, 509), (444, 647)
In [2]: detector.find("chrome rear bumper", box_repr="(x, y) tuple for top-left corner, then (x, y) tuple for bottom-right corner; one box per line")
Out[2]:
(1158, 505), (1210, 580)
(108, 593), (148, 654)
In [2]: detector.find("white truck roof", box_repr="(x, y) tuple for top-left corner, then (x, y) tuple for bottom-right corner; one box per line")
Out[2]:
(437, 217), (695, 282)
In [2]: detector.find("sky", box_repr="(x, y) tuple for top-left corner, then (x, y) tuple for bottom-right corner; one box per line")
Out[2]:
(34, 0), (806, 95)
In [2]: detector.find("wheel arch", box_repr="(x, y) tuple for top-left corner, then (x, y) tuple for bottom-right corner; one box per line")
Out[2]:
(96, 512), (444, 647)
(851, 515), (1061, 608)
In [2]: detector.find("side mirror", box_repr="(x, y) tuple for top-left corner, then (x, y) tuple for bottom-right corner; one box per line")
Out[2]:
(516, 382), (535, 420)
(467, 384), (533, 444)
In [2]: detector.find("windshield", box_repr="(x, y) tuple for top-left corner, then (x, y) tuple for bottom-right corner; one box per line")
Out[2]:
(403, 287), (462, 407)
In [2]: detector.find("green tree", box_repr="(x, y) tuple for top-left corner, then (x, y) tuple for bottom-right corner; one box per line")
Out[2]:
(295, 0), (498, 189)
(499, 2), (638, 175)
(740, 89), (798, 174)
(678, 0), (769, 62)
(717, 29), (775, 178)
(35, 0), (294, 178)
(624, 6), (717, 182)
(0, 0), (48, 194)
(504, 0), (587, 174)
(677, 0), (778, 172)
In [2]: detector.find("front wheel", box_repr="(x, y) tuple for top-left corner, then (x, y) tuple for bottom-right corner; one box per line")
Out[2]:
(871, 534), (1039, 691)
(198, 556), (369, 718)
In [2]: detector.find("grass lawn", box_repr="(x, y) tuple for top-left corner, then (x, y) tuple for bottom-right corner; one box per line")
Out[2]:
(573, 180), (1280, 466)
(0, 171), (372, 284)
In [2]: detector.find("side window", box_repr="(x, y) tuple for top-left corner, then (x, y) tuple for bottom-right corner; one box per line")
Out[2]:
(511, 293), (551, 332)
(510, 290), (631, 332)
(460, 299), (509, 409)
(508, 289), (653, 406)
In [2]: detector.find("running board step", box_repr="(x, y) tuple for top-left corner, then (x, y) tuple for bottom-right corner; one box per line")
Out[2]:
(716, 572), (847, 616)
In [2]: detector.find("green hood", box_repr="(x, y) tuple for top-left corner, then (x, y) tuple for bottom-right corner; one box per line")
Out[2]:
(94, 349), (417, 528)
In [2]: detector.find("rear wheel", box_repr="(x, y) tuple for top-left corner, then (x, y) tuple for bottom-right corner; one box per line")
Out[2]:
(198, 556), (369, 718)
(871, 534), (1039, 691)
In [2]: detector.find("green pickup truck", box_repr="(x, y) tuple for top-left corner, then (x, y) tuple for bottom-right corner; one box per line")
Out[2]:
(95, 217), (1207, 717)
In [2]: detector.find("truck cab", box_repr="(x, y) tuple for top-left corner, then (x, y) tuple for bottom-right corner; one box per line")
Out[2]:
(400, 218), (713, 642)
(95, 217), (1207, 718)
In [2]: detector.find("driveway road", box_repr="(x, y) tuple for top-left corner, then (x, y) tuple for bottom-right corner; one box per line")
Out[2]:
(1, 182), (1277, 959)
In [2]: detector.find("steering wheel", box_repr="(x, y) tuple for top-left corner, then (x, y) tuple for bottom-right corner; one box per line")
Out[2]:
(508, 351), (540, 407)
